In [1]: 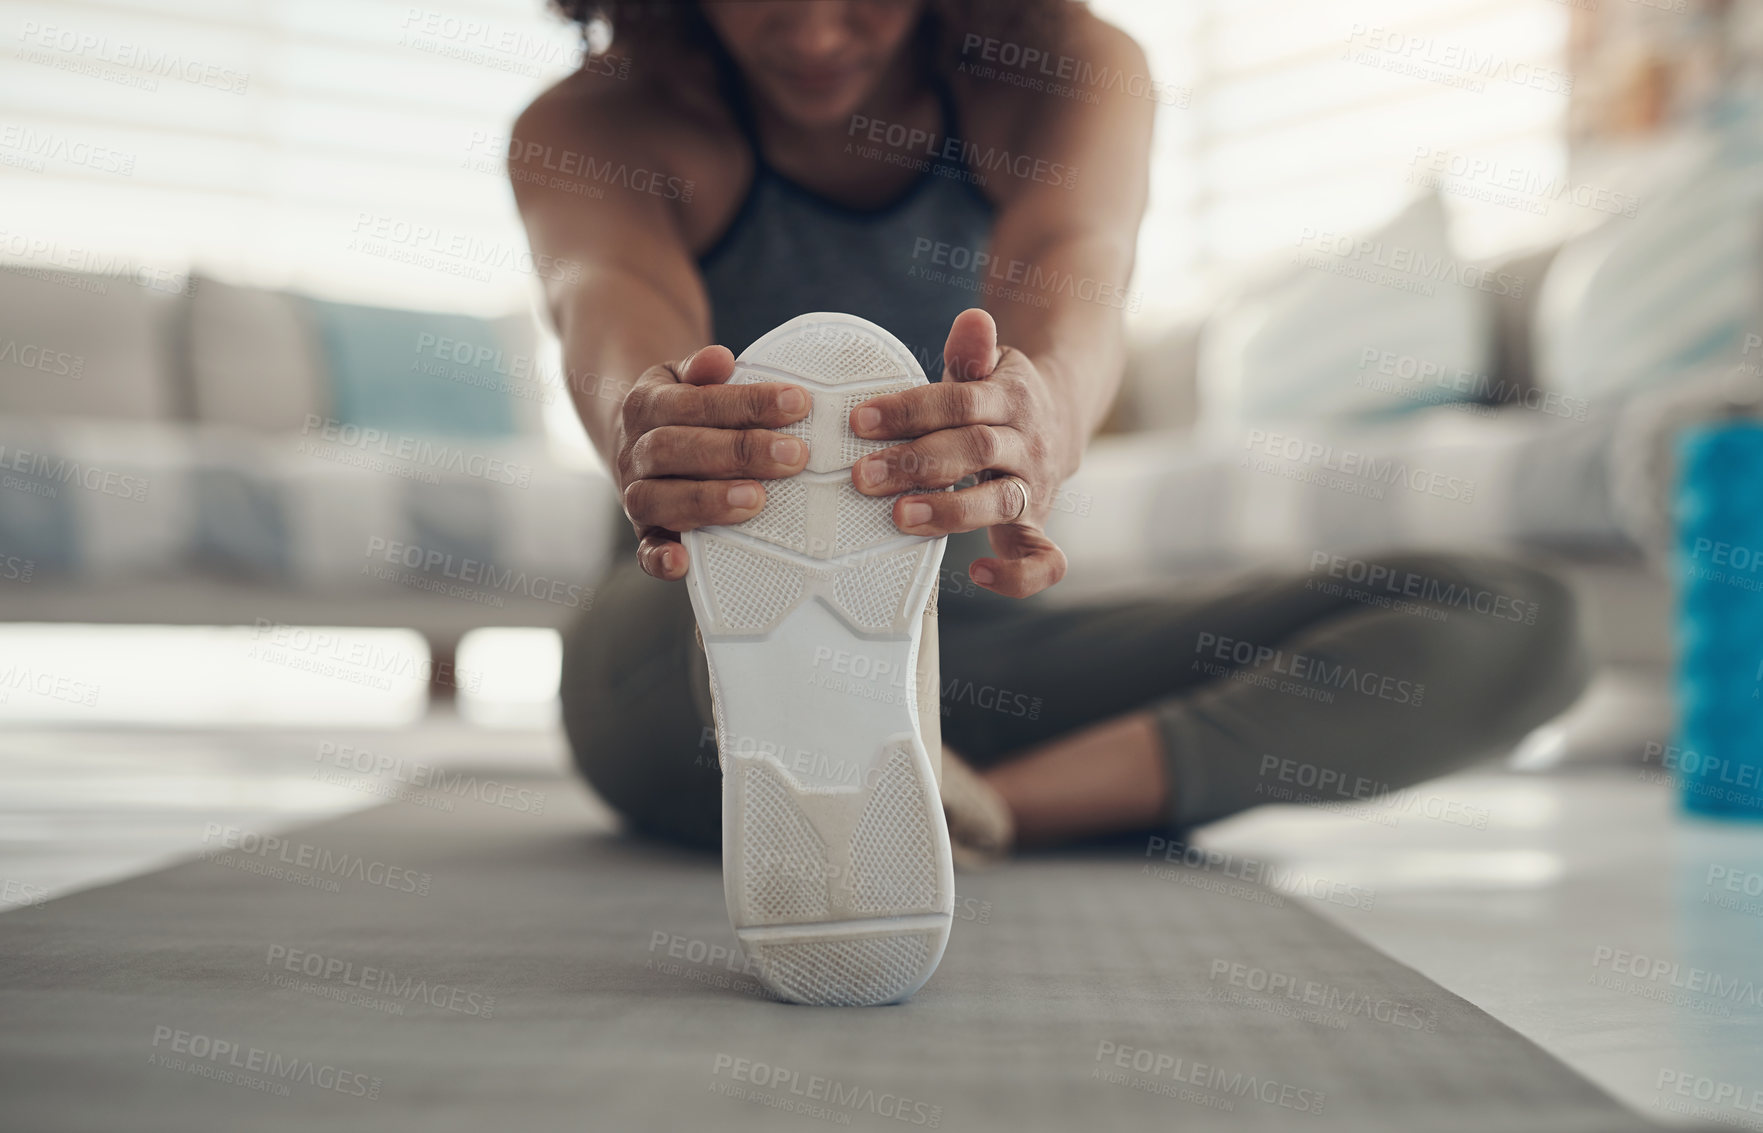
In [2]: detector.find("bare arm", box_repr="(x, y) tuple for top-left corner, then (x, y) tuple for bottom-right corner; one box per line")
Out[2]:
(981, 20), (1154, 472)
(508, 80), (710, 456)
(848, 17), (1155, 596)
(509, 77), (810, 579)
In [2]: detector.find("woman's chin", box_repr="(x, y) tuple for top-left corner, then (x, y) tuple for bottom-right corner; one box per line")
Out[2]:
(763, 79), (874, 130)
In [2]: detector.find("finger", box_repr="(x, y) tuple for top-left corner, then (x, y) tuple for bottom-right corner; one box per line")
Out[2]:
(970, 524), (1067, 599)
(676, 345), (736, 386)
(623, 478), (765, 533)
(849, 379), (1012, 441)
(891, 476), (1030, 536)
(853, 425), (1023, 495)
(636, 380), (810, 431)
(628, 426), (808, 480)
(637, 531), (688, 581)
(943, 307), (999, 383)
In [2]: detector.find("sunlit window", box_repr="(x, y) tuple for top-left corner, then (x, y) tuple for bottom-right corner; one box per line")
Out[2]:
(1089, 0), (1569, 311)
(2, 0), (1567, 316)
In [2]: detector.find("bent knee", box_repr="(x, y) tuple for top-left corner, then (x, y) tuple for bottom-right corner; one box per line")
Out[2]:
(558, 564), (720, 849)
(1394, 551), (1589, 731)
(561, 643), (721, 848)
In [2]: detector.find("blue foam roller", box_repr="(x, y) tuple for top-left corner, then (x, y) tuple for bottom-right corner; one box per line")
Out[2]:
(1674, 422), (1763, 819)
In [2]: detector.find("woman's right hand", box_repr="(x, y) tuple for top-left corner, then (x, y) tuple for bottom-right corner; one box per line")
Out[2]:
(616, 345), (812, 580)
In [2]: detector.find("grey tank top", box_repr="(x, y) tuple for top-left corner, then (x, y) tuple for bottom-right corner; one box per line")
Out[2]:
(678, 63), (1011, 607)
(697, 68), (996, 380)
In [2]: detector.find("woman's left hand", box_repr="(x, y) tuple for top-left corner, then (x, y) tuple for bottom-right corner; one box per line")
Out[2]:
(848, 308), (1074, 599)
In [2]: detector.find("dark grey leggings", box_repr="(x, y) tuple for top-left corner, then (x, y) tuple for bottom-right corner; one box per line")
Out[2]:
(561, 537), (1588, 849)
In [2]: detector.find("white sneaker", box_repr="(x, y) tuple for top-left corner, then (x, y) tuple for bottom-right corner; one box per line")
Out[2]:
(683, 312), (954, 1007)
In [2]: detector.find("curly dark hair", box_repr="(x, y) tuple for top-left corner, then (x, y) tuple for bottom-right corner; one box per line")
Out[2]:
(550, 1), (1072, 81)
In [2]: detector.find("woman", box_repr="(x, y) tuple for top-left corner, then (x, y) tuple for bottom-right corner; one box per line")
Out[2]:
(512, 0), (1586, 856)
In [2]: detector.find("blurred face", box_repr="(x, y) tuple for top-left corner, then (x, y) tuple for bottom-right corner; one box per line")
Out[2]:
(700, 0), (927, 128)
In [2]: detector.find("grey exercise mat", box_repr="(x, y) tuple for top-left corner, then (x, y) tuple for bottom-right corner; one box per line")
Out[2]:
(0, 774), (1662, 1133)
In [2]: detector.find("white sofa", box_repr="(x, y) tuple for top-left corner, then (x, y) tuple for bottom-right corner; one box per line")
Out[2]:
(0, 267), (614, 658)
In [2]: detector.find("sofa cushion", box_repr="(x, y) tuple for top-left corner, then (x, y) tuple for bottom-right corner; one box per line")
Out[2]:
(1198, 194), (1491, 429)
(1104, 315), (1202, 436)
(1050, 409), (1636, 594)
(301, 298), (528, 438)
(187, 276), (329, 432)
(1483, 242), (1561, 405)
(1536, 130), (1763, 403)
(0, 415), (613, 590)
(0, 268), (179, 421)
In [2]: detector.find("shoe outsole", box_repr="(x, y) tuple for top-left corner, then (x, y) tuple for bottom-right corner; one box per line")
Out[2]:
(683, 312), (953, 1007)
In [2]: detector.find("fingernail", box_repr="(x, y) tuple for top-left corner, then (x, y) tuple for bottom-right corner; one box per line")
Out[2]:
(771, 437), (805, 464)
(659, 546), (676, 573)
(778, 387), (808, 414)
(970, 563), (994, 585)
(900, 501), (932, 527)
(853, 406), (882, 435)
(728, 483), (760, 509)
(857, 459), (887, 489)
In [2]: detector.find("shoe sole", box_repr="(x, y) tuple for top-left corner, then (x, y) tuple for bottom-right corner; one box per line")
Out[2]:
(683, 312), (953, 1007)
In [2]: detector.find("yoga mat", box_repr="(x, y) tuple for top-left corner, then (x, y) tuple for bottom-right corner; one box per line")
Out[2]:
(0, 774), (1666, 1132)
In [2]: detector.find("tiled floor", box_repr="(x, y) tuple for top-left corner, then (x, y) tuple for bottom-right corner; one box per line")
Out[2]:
(4, 717), (1761, 1127)
(1204, 771), (1763, 1125)
(0, 714), (568, 905)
